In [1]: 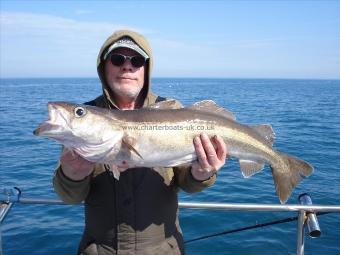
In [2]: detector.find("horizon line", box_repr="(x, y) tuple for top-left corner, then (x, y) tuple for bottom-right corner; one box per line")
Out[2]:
(1, 76), (340, 81)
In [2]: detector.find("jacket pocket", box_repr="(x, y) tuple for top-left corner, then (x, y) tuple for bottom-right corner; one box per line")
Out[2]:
(80, 243), (115, 255)
(80, 243), (98, 255)
(142, 236), (181, 255)
(166, 235), (182, 255)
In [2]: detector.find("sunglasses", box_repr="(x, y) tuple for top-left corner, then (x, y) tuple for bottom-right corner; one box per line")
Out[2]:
(110, 53), (146, 68)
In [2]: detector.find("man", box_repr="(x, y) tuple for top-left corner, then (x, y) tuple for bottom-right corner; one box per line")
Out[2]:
(54, 30), (227, 255)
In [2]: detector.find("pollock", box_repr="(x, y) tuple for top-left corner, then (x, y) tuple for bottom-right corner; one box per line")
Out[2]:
(34, 100), (314, 203)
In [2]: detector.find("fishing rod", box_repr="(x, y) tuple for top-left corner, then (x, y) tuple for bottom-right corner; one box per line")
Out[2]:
(184, 211), (330, 244)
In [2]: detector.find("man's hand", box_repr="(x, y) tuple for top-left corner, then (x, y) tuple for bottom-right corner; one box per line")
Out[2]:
(60, 149), (95, 181)
(191, 133), (228, 181)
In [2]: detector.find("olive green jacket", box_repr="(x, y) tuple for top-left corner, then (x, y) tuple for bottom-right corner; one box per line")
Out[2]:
(53, 30), (216, 255)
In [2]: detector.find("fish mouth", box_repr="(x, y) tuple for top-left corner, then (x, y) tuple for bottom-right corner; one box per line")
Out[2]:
(33, 102), (71, 137)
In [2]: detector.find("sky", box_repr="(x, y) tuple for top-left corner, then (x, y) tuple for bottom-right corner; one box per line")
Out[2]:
(1, 0), (339, 79)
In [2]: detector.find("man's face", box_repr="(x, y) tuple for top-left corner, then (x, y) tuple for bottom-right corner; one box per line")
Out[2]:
(104, 48), (145, 100)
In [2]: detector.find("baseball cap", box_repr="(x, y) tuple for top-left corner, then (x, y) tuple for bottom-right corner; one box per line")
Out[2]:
(103, 36), (149, 60)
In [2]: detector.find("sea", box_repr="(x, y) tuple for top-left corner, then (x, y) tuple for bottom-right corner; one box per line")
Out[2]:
(0, 78), (339, 255)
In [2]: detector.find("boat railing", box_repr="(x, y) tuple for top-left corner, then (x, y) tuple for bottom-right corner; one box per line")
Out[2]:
(1, 187), (340, 255)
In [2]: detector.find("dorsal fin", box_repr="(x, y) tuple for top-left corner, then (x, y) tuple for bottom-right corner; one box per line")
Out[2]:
(251, 124), (275, 146)
(187, 100), (236, 120)
(148, 99), (182, 109)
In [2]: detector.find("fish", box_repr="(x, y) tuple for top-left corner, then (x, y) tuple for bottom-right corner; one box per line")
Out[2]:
(33, 100), (314, 203)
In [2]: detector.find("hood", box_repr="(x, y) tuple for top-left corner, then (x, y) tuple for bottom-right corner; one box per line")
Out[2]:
(97, 30), (153, 109)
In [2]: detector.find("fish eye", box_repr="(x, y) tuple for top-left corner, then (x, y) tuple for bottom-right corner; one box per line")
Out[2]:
(74, 106), (86, 118)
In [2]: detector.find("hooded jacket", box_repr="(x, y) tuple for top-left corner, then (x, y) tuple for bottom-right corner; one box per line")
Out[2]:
(53, 30), (216, 255)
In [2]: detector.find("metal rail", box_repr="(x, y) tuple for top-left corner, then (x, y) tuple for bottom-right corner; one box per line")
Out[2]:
(1, 188), (340, 255)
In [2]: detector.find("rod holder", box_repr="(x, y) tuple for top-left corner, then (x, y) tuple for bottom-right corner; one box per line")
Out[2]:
(0, 187), (21, 204)
(298, 193), (321, 238)
(0, 187), (21, 224)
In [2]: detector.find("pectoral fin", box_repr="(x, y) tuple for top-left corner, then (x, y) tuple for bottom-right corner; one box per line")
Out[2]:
(122, 139), (143, 159)
(105, 164), (121, 180)
(106, 164), (130, 180)
(112, 166), (121, 180)
(239, 159), (264, 178)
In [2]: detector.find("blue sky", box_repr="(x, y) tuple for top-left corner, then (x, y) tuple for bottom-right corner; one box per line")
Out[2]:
(1, 0), (339, 79)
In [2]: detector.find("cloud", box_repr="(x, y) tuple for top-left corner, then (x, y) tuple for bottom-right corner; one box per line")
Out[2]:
(74, 9), (93, 15)
(0, 11), (147, 77)
(1, 11), (338, 78)
(1, 11), (145, 47)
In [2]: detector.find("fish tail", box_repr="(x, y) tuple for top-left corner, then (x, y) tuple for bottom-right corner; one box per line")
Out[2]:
(271, 153), (313, 204)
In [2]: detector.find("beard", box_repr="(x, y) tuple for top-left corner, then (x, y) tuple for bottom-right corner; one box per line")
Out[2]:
(109, 82), (144, 100)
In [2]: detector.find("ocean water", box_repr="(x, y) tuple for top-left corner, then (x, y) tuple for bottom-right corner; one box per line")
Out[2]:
(0, 78), (339, 255)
